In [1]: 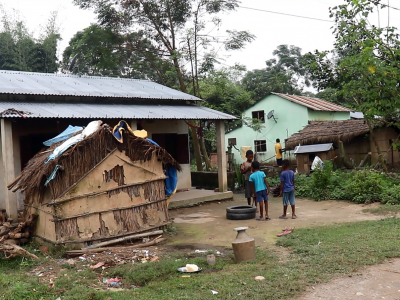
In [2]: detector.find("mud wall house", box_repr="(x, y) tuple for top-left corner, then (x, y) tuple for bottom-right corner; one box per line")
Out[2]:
(225, 93), (352, 164)
(9, 121), (180, 245)
(0, 70), (235, 220)
(285, 120), (400, 173)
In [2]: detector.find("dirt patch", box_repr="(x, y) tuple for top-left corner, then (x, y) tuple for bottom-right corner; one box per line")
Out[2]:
(299, 259), (400, 300)
(169, 194), (381, 248)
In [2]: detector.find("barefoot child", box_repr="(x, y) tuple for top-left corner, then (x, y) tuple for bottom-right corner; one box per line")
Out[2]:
(249, 161), (270, 221)
(279, 159), (296, 219)
(241, 150), (254, 206)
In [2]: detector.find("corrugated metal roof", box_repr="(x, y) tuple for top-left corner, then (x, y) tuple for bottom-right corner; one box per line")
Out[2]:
(294, 143), (333, 154)
(0, 70), (200, 101)
(272, 93), (353, 112)
(0, 102), (236, 120)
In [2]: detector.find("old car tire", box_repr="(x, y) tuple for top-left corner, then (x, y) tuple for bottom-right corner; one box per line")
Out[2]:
(226, 212), (256, 220)
(226, 205), (257, 214)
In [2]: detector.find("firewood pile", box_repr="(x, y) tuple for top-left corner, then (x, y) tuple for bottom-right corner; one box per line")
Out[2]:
(0, 211), (38, 260)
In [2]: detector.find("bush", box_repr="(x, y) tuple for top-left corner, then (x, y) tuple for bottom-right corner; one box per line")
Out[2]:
(381, 185), (400, 205)
(311, 160), (333, 200)
(345, 170), (384, 204)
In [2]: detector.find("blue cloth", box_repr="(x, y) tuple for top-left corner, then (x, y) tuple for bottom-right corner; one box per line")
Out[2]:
(249, 170), (266, 193)
(45, 165), (60, 186)
(283, 190), (295, 206)
(113, 120), (132, 143)
(256, 190), (268, 203)
(146, 138), (159, 146)
(280, 170), (295, 192)
(165, 166), (178, 196)
(43, 125), (83, 146)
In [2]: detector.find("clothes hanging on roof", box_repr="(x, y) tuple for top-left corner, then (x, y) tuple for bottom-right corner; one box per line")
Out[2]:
(146, 138), (159, 146)
(112, 120), (135, 143)
(165, 166), (178, 197)
(43, 125), (83, 147)
(45, 121), (102, 164)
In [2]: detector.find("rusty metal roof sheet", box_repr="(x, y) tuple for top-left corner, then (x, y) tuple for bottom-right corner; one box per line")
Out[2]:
(0, 102), (236, 120)
(272, 93), (353, 112)
(0, 70), (201, 101)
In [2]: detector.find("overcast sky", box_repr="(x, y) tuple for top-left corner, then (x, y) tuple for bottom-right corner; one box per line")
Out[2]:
(0, 0), (399, 72)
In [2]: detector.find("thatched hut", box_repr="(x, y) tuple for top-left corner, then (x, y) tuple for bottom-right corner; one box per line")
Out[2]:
(8, 121), (180, 245)
(285, 120), (400, 171)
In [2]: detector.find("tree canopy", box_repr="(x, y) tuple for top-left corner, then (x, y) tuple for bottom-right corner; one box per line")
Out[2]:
(304, 0), (400, 120)
(0, 8), (60, 73)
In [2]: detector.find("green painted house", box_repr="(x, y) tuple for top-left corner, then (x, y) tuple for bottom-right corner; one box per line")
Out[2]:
(225, 93), (352, 163)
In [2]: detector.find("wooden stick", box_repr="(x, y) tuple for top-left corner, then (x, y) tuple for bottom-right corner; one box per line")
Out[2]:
(63, 238), (166, 258)
(82, 230), (164, 249)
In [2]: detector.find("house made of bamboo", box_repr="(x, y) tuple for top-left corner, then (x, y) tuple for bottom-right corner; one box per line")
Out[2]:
(8, 122), (180, 245)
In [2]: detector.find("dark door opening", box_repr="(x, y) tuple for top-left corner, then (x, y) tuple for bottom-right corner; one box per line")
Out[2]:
(151, 133), (189, 164)
(20, 133), (57, 170)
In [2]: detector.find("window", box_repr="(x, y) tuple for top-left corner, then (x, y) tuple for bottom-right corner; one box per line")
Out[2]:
(254, 140), (267, 152)
(252, 110), (265, 123)
(228, 138), (237, 146)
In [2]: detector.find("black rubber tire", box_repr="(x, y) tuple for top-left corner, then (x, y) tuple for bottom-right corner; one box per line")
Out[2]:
(226, 211), (256, 220)
(226, 205), (257, 214)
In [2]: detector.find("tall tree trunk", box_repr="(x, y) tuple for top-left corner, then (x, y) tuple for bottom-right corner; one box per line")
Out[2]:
(367, 119), (388, 172)
(189, 124), (203, 171)
(199, 135), (211, 170)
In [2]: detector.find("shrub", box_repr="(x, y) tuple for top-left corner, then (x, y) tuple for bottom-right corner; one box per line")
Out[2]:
(345, 170), (384, 204)
(381, 185), (400, 205)
(311, 160), (333, 200)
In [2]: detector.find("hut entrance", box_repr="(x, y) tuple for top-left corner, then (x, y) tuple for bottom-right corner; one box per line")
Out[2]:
(152, 133), (189, 164)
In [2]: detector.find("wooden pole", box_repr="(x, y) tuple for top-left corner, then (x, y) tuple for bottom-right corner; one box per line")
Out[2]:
(216, 120), (227, 192)
(83, 230), (164, 249)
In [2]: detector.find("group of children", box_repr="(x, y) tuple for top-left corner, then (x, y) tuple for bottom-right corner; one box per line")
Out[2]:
(241, 150), (296, 221)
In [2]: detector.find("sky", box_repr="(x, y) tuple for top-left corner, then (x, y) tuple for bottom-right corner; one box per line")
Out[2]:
(0, 0), (399, 72)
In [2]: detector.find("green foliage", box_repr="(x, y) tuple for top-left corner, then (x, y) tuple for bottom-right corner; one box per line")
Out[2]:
(311, 160), (333, 200)
(0, 8), (60, 73)
(381, 185), (400, 205)
(295, 165), (400, 204)
(304, 0), (400, 122)
(234, 163), (244, 190)
(241, 45), (309, 102)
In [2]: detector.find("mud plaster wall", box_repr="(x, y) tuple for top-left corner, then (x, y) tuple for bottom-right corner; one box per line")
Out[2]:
(36, 151), (169, 243)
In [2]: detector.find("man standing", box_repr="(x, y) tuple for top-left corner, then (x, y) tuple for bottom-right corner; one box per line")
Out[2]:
(275, 139), (285, 166)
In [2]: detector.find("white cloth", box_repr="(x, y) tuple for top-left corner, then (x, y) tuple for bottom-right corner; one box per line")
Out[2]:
(311, 156), (324, 170)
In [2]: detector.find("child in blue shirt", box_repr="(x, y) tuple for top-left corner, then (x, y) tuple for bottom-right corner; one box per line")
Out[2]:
(249, 161), (270, 221)
(279, 159), (296, 219)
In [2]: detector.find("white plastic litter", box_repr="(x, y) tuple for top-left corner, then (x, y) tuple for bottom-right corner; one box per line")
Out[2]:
(311, 156), (324, 170)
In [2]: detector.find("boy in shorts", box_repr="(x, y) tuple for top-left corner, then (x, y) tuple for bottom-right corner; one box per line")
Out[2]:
(279, 159), (297, 219)
(241, 150), (254, 206)
(249, 161), (270, 221)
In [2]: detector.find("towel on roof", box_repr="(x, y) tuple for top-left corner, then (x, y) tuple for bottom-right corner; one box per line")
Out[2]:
(112, 120), (135, 143)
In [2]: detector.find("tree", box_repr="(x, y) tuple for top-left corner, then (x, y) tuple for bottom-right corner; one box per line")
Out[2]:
(62, 25), (177, 86)
(304, 0), (400, 170)
(0, 7), (60, 73)
(241, 45), (309, 102)
(73, 0), (255, 171)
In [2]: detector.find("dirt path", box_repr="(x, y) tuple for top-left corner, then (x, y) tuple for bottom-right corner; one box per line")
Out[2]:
(299, 259), (400, 300)
(169, 194), (381, 247)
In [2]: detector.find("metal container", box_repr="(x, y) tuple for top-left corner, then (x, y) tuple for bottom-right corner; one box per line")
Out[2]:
(232, 226), (256, 263)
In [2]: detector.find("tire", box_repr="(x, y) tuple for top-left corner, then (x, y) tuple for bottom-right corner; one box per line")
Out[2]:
(226, 211), (256, 220)
(226, 205), (256, 214)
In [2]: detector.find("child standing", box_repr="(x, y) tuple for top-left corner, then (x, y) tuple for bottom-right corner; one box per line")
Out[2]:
(249, 161), (270, 221)
(241, 150), (254, 206)
(279, 159), (296, 219)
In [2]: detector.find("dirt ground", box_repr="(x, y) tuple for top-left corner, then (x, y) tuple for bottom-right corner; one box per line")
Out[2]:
(299, 259), (400, 300)
(169, 194), (381, 247)
(170, 195), (400, 300)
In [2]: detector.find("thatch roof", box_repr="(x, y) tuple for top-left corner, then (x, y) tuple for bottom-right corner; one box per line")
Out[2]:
(9, 124), (181, 204)
(285, 120), (370, 150)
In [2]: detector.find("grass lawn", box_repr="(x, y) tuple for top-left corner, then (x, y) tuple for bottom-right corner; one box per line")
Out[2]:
(363, 204), (400, 216)
(2, 217), (400, 300)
